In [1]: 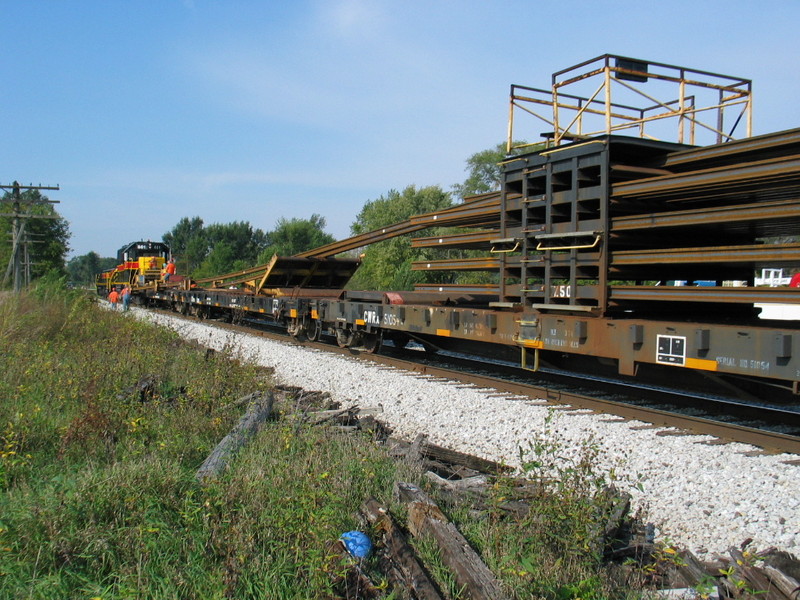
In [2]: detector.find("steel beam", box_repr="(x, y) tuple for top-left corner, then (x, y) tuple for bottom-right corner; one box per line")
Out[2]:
(411, 257), (504, 271)
(414, 283), (501, 294)
(411, 230), (499, 249)
(612, 243), (800, 266)
(661, 127), (800, 169)
(613, 154), (800, 199)
(296, 192), (500, 259)
(608, 285), (800, 304)
(611, 198), (800, 231)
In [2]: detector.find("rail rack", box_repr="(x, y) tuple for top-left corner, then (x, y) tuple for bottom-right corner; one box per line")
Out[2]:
(143, 56), (800, 399)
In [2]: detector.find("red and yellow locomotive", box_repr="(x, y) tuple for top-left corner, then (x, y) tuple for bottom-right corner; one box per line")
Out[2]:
(95, 240), (171, 296)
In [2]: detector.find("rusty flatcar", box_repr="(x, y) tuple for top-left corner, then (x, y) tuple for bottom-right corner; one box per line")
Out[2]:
(134, 56), (800, 401)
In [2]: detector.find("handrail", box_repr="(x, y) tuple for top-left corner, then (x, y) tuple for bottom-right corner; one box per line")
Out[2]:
(535, 233), (601, 251)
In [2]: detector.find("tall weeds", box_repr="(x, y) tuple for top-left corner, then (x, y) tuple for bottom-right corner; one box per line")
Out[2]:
(0, 285), (404, 598)
(0, 282), (640, 599)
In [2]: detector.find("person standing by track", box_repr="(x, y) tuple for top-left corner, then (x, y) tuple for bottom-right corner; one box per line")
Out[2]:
(121, 285), (131, 312)
(108, 288), (119, 310)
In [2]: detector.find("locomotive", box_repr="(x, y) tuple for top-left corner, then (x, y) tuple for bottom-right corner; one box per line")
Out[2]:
(95, 240), (171, 296)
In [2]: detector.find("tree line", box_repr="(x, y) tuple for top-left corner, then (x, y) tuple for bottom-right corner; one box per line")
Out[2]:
(1, 142), (517, 291)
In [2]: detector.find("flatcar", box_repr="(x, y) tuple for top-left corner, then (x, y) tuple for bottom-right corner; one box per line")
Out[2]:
(128, 56), (800, 402)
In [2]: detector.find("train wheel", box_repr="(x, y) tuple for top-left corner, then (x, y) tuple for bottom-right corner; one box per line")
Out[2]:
(361, 332), (383, 354)
(335, 328), (352, 348)
(287, 319), (306, 341)
(305, 320), (322, 342)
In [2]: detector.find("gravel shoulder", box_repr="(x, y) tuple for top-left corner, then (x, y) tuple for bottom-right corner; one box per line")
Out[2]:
(136, 307), (800, 560)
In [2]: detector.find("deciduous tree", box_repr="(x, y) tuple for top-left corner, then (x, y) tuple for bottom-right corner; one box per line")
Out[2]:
(66, 252), (116, 286)
(163, 218), (268, 277)
(452, 140), (533, 200)
(0, 190), (70, 284)
(348, 185), (453, 290)
(256, 214), (335, 263)
(163, 216), (206, 274)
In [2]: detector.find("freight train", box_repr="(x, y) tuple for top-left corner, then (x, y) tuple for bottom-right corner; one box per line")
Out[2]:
(110, 56), (800, 402)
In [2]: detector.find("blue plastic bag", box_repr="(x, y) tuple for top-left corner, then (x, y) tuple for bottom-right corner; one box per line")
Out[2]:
(340, 530), (372, 558)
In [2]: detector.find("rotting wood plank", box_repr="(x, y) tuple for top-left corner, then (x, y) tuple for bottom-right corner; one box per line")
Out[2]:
(422, 458), (483, 481)
(728, 548), (792, 600)
(393, 434), (511, 474)
(361, 497), (444, 600)
(305, 407), (357, 426)
(664, 549), (713, 588)
(305, 406), (382, 425)
(395, 481), (511, 600)
(422, 471), (531, 519)
(217, 390), (265, 412)
(762, 565), (800, 600)
(196, 391), (274, 482)
(424, 472), (489, 493)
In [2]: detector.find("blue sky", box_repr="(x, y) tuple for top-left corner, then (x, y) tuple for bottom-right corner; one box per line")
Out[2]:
(3, 0), (799, 258)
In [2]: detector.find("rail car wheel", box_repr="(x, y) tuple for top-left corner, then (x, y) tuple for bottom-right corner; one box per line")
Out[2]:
(287, 319), (306, 341)
(335, 327), (353, 348)
(305, 320), (322, 342)
(360, 332), (383, 354)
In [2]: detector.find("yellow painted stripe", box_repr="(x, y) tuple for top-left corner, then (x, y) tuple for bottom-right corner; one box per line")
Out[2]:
(436, 329), (451, 337)
(519, 339), (544, 349)
(685, 357), (718, 371)
(355, 319), (366, 326)
(311, 309), (319, 319)
(290, 309), (297, 318)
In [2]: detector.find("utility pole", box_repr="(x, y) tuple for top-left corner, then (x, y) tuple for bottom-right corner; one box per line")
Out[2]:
(0, 181), (60, 292)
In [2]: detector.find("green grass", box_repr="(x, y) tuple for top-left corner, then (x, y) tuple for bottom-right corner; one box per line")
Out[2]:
(0, 279), (643, 599)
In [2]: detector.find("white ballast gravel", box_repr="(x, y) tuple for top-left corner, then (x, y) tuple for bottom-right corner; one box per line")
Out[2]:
(138, 309), (800, 560)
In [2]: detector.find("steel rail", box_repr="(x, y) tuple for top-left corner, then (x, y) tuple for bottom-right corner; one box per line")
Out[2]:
(410, 230), (500, 249)
(314, 349), (800, 457)
(610, 198), (800, 231)
(413, 283), (501, 294)
(608, 285), (800, 305)
(361, 357), (800, 456)
(145, 307), (800, 455)
(189, 310), (800, 454)
(411, 257), (505, 271)
(611, 243), (800, 266)
(296, 192), (501, 259)
(661, 127), (800, 169)
(612, 154), (800, 199)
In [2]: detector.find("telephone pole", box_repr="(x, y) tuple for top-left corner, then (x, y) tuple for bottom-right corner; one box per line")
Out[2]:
(0, 181), (60, 291)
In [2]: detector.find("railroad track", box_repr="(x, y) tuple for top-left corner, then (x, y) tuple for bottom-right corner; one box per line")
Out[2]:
(149, 307), (800, 456)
